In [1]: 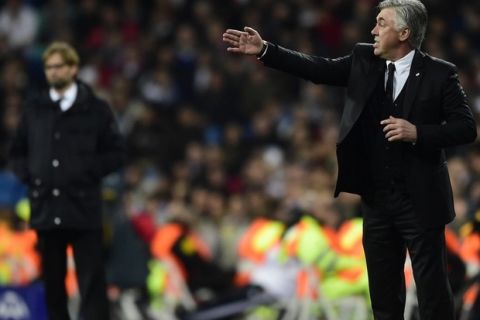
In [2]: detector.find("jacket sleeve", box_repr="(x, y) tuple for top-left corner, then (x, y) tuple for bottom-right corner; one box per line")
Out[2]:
(416, 66), (477, 148)
(8, 110), (30, 183)
(259, 42), (352, 87)
(91, 102), (125, 179)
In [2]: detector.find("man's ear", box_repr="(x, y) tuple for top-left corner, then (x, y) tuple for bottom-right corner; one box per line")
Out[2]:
(399, 28), (410, 42)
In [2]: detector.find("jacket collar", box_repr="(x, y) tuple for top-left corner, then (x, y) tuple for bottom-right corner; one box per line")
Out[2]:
(49, 82), (78, 112)
(40, 81), (93, 111)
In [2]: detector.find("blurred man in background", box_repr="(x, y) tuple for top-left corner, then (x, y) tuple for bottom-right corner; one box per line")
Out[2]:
(9, 42), (124, 320)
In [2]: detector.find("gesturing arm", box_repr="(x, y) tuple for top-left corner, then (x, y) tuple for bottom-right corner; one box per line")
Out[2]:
(223, 26), (352, 87)
(259, 43), (352, 87)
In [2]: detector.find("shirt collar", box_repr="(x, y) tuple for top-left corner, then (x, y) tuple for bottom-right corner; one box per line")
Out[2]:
(386, 49), (415, 75)
(49, 82), (78, 106)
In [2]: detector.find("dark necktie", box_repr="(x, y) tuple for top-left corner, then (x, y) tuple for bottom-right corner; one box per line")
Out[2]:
(385, 63), (395, 103)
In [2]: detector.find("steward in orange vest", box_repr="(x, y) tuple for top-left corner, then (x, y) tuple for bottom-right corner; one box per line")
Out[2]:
(236, 217), (286, 286)
(459, 213), (480, 320)
(150, 220), (235, 295)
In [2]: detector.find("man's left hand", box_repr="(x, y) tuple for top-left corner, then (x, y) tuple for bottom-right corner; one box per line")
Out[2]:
(381, 116), (417, 143)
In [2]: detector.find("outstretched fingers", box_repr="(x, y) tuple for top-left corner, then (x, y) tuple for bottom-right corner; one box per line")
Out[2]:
(223, 32), (240, 43)
(225, 29), (247, 37)
(223, 30), (248, 53)
(222, 36), (241, 52)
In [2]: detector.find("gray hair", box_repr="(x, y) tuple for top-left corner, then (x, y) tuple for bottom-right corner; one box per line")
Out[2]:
(378, 0), (428, 49)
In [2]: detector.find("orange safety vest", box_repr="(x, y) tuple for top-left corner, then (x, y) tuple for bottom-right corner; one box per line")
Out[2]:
(11, 230), (39, 285)
(238, 218), (284, 264)
(236, 218), (285, 286)
(282, 216), (332, 265)
(296, 268), (320, 299)
(336, 218), (364, 258)
(150, 223), (211, 279)
(330, 219), (366, 284)
(65, 245), (78, 297)
(461, 232), (480, 265)
(0, 223), (40, 285)
(460, 231), (480, 308)
(445, 227), (462, 255)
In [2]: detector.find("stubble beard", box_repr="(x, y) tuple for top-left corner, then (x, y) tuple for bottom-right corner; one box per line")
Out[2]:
(50, 79), (72, 90)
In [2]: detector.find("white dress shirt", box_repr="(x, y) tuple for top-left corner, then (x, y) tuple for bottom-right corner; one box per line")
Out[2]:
(385, 50), (415, 101)
(49, 82), (78, 112)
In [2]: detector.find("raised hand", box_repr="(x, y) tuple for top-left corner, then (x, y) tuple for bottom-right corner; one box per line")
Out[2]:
(222, 27), (264, 55)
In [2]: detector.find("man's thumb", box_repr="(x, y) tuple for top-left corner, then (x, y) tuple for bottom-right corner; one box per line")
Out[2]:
(244, 26), (257, 35)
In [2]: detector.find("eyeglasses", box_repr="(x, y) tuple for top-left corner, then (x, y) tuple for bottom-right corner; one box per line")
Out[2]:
(44, 63), (67, 70)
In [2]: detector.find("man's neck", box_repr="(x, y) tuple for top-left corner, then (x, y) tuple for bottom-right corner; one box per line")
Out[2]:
(387, 45), (415, 62)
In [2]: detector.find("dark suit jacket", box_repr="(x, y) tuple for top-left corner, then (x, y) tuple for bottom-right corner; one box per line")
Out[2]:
(261, 42), (477, 227)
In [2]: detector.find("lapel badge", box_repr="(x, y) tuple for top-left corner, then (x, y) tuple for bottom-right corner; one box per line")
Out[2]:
(415, 72), (420, 77)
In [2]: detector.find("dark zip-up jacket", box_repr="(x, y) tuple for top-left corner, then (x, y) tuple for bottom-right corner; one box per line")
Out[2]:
(9, 81), (124, 230)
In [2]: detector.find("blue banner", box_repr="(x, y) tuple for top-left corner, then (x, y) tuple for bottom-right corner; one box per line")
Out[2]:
(0, 283), (47, 320)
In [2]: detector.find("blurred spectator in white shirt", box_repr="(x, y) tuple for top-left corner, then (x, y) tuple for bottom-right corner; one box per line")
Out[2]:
(0, 0), (38, 51)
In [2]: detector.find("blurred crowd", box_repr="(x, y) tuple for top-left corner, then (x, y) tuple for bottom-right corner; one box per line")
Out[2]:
(1, 0), (480, 319)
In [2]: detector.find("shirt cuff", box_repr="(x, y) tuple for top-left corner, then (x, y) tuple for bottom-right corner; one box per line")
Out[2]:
(257, 41), (268, 60)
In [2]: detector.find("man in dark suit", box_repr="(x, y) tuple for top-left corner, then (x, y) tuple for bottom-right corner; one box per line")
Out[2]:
(223, 0), (477, 319)
(9, 42), (124, 320)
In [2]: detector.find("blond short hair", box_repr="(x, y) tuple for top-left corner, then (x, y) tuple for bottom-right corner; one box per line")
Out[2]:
(42, 42), (80, 66)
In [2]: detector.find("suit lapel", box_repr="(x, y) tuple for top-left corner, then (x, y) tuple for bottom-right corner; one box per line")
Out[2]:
(338, 56), (384, 143)
(401, 49), (425, 118)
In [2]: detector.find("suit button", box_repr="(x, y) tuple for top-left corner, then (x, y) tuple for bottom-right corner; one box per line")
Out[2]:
(52, 189), (60, 197)
(52, 159), (60, 167)
(54, 132), (61, 140)
(54, 217), (61, 225)
(32, 190), (39, 198)
(34, 179), (41, 186)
